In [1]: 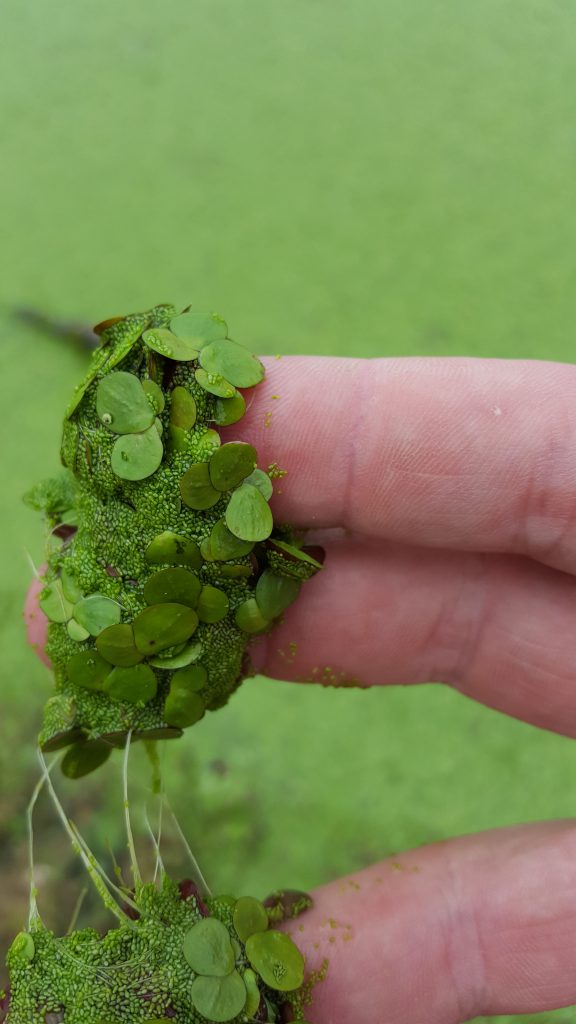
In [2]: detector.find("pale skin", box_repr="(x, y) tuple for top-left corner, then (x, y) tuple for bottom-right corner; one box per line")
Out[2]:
(25, 355), (576, 1023)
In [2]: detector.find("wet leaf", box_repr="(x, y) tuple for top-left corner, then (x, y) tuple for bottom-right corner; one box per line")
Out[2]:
(145, 531), (202, 569)
(111, 425), (164, 481)
(96, 372), (155, 434)
(199, 339), (265, 389)
(61, 740), (112, 779)
(233, 897), (269, 943)
(95, 623), (143, 666)
(245, 931), (304, 992)
(180, 463), (221, 510)
(142, 327), (199, 361)
(183, 918), (235, 977)
(104, 663), (158, 704)
(143, 567), (202, 608)
(133, 603), (199, 655)
(73, 594), (122, 636)
(225, 484), (273, 542)
(209, 442), (257, 492)
(190, 973), (247, 1023)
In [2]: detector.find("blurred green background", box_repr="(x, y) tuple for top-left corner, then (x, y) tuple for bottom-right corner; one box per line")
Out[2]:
(2, 1), (576, 1021)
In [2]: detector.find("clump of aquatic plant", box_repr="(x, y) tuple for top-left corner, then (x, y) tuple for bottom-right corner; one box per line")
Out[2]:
(2, 743), (321, 1024)
(25, 303), (322, 777)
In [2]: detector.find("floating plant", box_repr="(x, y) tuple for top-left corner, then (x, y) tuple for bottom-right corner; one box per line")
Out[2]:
(2, 745), (322, 1023)
(25, 303), (323, 772)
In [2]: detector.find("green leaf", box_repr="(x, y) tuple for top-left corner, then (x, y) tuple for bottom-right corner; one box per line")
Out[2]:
(170, 311), (228, 344)
(195, 368), (236, 398)
(60, 568), (83, 603)
(172, 664), (207, 691)
(266, 539), (324, 581)
(244, 468), (273, 500)
(39, 579), (74, 623)
(110, 425), (164, 481)
(73, 594), (122, 636)
(67, 649), (112, 691)
(180, 463), (222, 510)
(96, 371), (155, 434)
(142, 377), (165, 413)
(208, 519), (254, 561)
(199, 338), (265, 389)
(103, 663), (158, 704)
(143, 567), (202, 608)
(255, 571), (301, 619)
(209, 442), (257, 492)
(61, 740), (112, 779)
(67, 618), (90, 642)
(142, 327), (199, 361)
(133, 603), (199, 655)
(233, 896), (269, 942)
(95, 623), (143, 667)
(148, 640), (202, 669)
(164, 686), (205, 729)
(225, 484), (273, 542)
(211, 391), (246, 426)
(197, 585), (229, 623)
(245, 930), (304, 992)
(234, 599), (270, 634)
(170, 386), (197, 429)
(182, 918), (236, 977)
(190, 973), (247, 1023)
(9, 932), (35, 963)
(242, 968), (261, 1019)
(144, 531), (202, 569)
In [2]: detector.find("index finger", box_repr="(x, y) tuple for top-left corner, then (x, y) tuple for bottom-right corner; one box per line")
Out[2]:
(234, 356), (576, 574)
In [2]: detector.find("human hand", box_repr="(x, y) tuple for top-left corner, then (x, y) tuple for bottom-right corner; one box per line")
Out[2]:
(26, 356), (576, 1022)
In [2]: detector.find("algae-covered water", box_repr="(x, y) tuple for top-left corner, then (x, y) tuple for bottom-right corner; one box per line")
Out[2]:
(2, 2), (576, 1021)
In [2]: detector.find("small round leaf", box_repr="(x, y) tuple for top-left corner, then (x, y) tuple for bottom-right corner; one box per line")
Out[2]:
(182, 917), (235, 977)
(233, 897), (269, 942)
(145, 531), (202, 569)
(234, 599), (269, 634)
(225, 484), (273, 542)
(164, 686), (205, 729)
(67, 650), (111, 691)
(243, 969), (261, 1018)
(143, 568), (202, 608)
(148, 640), (202, 669)
(142, 378), (165, 413)
(190, 973), (247, 1023)
(111, 426), (163, 481)
(180, 464), (221, 510)
(9, 932), (35, 962)
(39, 579), (74, 623)
(199, 339), (265, 389)
(244, 468), (273, 500)
(195, 368), (236, 398)
(212, 391), (246, 426)
(95, 623), (143, 667)
(170, 312), (228, 344)
(245, 930), (304, 992)
(170, 386), (197, 429)
(104, 663), (157, 704)
(209, 442), (257, 492)
(67, 619), (90, 642)
(61, 740), (112, 779)
(96, 372), (155, 434)
(133, 603), (199, 655)
(209, 519), (254, 561)
(255, 571), (301, 620)
(73, 594), (122, 637)
(197, 585), (229, 623)
(142, 327), (199, 361)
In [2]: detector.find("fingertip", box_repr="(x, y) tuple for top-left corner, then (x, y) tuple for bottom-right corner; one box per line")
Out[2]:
(24, 574), (51, 668)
